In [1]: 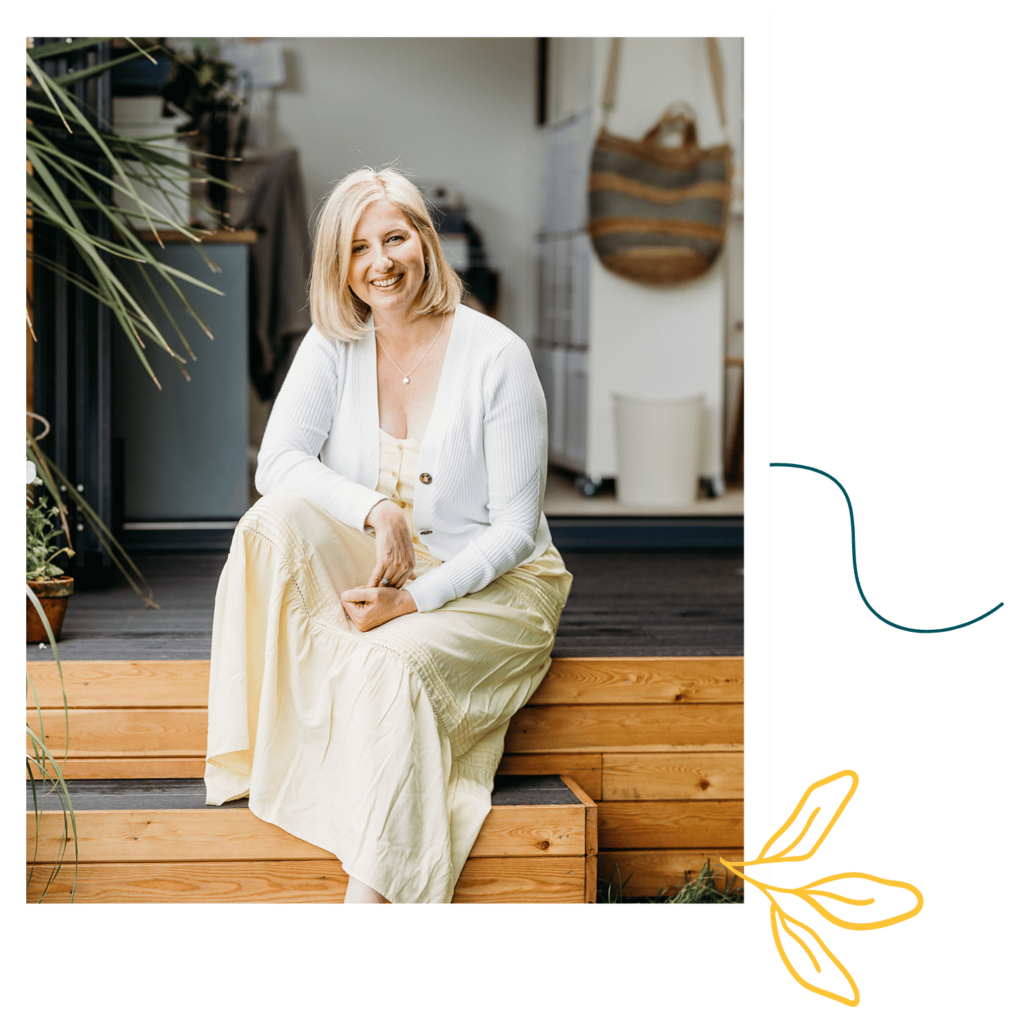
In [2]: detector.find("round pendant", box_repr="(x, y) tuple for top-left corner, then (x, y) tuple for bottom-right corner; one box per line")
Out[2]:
(402, 376), (410, 385)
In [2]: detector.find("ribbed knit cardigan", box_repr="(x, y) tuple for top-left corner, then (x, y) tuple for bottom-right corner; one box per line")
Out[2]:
(254, 304), (552, 613)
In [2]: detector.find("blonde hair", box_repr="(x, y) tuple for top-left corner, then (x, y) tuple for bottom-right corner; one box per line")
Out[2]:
(309, 167), (463, 341)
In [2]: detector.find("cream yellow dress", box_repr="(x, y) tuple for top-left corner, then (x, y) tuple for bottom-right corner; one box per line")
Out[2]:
(205, 429), (571, 903)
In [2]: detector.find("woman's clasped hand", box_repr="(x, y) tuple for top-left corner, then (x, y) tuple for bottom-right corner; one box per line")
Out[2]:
(340, 583), (416, 632)
(340, 498), (418, 631)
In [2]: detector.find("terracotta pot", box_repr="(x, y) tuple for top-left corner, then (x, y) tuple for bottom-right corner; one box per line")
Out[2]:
(26, 575), (74, 644)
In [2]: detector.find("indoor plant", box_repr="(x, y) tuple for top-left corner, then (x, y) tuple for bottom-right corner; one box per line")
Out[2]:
(26, 458), (74, 643)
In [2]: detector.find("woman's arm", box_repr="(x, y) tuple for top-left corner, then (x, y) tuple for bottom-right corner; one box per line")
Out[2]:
(255, 327), (388, 530)
(406, 338), (547, 613)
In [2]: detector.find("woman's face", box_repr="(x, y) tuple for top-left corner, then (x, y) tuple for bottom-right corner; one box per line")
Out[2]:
(346, 200), (427, 321)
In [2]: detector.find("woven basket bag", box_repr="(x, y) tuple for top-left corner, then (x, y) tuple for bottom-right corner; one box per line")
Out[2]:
(587, 39), (733, 285)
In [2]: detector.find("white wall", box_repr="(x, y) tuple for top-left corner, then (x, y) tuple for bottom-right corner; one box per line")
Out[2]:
(271, 38), (541, 345)
(585, 38), (743, 483)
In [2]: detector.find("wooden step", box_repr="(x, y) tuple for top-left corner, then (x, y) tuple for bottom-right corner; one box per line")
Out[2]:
(27, 655), (742, 897)
(27, 774), (598, 904)
(26, 656), (743, 784)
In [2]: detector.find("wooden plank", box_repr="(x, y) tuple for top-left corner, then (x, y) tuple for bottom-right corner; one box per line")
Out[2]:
(496, 753), (602, 800)
(507, 703), (743, 752)
(559, 777), (597, 858)
(471, 805), (585, 858)
(25, 656), (744, 708)
(27, 746), (742, 780)
(505, 743), (744, 754)
(536, 657), (743, 704)
(29, 703), (741, 764)
(29, 757), (206, 780)
(27, 661), (210, 708)
(27, 803), (585, 864)
(27, 708), (206, 756)
(585, 854), (598, 904)
(32, 755), (602, 787)
(452, 857), (585, 904)
(597, 800), (744, 849)
(602, 751), (744, 801)
(26, 856), (586, 903)
(598, 849), (745, 898)
(146, 229), (259, 245)
(560, 775), (599, 905)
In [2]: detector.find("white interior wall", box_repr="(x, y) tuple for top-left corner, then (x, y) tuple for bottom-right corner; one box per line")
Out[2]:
(586, 37), (743, 482)
(271, 38), (541, 345)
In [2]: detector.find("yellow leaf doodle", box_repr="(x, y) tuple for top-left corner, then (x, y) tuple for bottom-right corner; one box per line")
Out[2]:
(720, 770), (924, 1006)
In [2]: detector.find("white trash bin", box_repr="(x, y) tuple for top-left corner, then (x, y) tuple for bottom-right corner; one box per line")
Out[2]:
(612, 392), (704, 508)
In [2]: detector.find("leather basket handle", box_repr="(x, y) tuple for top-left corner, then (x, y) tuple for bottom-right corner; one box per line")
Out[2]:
(600, 38), (729, 136)
(642, 102), (699, 151)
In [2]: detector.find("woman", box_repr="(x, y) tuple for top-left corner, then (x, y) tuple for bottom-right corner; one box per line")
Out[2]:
(204, 167), (572, 904)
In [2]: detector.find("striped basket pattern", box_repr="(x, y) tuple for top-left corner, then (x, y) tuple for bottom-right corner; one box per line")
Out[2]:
(587, 114), (732, 285)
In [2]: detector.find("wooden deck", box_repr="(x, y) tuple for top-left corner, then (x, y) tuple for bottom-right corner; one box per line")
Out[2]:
(27, 548), (743, 900)
(28, 549), (743, 661)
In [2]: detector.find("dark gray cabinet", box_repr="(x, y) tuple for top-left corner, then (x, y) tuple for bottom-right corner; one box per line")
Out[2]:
(113, 239), (250, 546)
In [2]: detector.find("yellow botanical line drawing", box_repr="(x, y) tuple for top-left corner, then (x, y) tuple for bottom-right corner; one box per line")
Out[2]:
(721, 770), (924, 1006)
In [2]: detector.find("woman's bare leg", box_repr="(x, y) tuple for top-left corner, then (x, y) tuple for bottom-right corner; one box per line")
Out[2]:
(344, 874), (390, 904)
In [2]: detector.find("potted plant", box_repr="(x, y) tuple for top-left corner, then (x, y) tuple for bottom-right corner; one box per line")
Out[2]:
(26, 459), (74, 643)
(26, 37), (235, 600)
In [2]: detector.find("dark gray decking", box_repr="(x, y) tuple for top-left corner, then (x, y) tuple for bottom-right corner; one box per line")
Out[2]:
(27, 775), (579, 811)
(29, 549), (743, 661)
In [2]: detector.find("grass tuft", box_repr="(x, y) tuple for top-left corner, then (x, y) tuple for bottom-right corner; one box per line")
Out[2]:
(596, 859), (743, 904)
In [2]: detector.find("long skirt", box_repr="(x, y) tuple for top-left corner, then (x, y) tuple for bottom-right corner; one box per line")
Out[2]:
(204, 491), (571, 903)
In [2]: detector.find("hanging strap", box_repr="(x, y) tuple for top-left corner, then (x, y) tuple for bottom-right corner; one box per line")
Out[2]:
(600, 37), (730, 139)
(705, 38), (727, 130)
(600, 38), (622, 125)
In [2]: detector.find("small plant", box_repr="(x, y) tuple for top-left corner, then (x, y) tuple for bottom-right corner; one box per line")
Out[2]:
(596, 859), (744, 904)
(658, 859), (744, 904)
(161, 46), (239, 137)
(26, 466), (73, 581)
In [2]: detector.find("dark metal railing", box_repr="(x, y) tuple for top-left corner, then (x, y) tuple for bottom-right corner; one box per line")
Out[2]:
(30, 38), (114, 588)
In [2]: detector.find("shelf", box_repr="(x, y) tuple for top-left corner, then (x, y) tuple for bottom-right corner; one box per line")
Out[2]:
(142, 229), (259, 245)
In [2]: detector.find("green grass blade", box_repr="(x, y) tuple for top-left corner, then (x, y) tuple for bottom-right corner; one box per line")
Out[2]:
(27, 251), (178, 384)
(26, 595), (71, 773)
(26, 162), (176, 358)
(25, 727), (78, 902)
(52, 45), (158, 87)
(27, 38), (109, 60)
(28, 131), (203, 239)
(26, 53), (71, 131)
(27, 52), (161, 237)
(25, 587), (78, 902)
(124, 261), (196, 360)
(122, 37), (158, 63)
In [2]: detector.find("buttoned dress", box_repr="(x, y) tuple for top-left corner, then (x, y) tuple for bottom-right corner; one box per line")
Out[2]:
(204, 307), (571, 903)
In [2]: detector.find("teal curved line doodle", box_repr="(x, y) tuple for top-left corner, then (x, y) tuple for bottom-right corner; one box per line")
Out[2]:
(770, 463), (1004, 633)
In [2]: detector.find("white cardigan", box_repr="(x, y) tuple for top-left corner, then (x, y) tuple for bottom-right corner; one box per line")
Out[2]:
(255, 304), (552, 613)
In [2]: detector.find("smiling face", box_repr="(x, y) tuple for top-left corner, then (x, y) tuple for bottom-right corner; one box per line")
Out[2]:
(346, 200), (428, 323)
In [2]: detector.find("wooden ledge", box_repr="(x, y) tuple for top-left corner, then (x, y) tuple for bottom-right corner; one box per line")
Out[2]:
(143, 228), (258, 245)
(26, 656), (744, 707)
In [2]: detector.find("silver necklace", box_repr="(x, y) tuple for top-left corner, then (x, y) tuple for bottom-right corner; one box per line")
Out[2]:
(376, 314), (446, 385)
